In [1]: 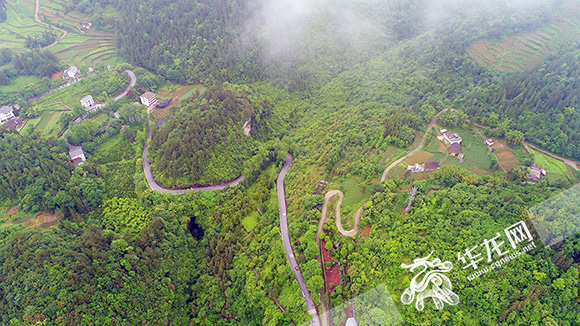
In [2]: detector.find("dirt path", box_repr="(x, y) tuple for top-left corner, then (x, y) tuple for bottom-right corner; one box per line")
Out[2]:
(381, 109), (450, 182)
(34, 0), (68, 49)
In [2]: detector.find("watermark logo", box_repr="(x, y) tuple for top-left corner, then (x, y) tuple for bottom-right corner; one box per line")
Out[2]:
(400, 252), (459, 311)
(457, 221), (536, 281)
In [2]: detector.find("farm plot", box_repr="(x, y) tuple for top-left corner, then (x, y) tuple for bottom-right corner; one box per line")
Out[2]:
(495, 148), (521, 171)
(30, 110), (65, 136)
(54, 36), (117, 67)
(467, 6), (580, 72)
(532, 149), (569, 176)
(0, 0), (52, 49)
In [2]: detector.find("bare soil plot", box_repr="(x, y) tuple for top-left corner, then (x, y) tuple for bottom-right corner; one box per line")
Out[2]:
(404, 151), (434, 165)
(496, 148), (521, 171)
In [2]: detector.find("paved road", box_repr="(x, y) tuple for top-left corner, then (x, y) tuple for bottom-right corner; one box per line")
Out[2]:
(114, 70), (137, 101)
(276, 154), (321, 326)
(142, 125), (245, 195)
(321, 190), (365, 238)
(380, 108), (449, 182)
(524, 141), (580, 171)
(34, 0), (68, 49)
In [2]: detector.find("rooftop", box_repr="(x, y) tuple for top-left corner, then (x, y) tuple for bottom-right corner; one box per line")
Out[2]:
(424, 160), (440, 170)
(141, 91), (156, 99)
(80, 95), (93, 102)
(69, 145), (84, 158)
(444, 131), (462, 142)
(450, 142), (461, 154)
(3, 118), (23, 130)
(0, 106), (13, 114)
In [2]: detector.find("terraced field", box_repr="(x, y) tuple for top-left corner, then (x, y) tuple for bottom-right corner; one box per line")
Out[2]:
(0, 0), (119, 64)
(467, 6), (580, 72)
(0, 0), (51, 49)
(54, 36), (118, 67)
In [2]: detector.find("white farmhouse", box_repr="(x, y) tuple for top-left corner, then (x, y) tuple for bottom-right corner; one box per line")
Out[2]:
(0, 106), (15, 124)
(69, 145), (86, 165)
(64, 66), (79, 80)
(443, 131), (462, 145)
(80, 95), (95, 109)
(140, 91), (158, 106)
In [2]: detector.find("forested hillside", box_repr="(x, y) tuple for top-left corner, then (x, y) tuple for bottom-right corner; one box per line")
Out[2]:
(148, 85), (271, 186)
(116, 0), (262, 85)
(467, 47), (580, 160)
(0, 130), (103, 215)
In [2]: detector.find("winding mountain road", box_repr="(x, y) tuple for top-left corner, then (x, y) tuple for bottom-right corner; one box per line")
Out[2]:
(142, 125), (245, 195)
(114, 70), (137, 101)
(321, 190), (365, 238)
(276, 154), (321, 326)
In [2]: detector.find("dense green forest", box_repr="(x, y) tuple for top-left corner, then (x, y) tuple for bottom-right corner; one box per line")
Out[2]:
(148, 85), (272, 186)
(0, 130), (103, 215)
(115, 0), (262, 85)
(2, 0), (580, 325)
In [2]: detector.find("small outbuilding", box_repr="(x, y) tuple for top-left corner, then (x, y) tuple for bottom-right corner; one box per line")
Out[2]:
(528, 165), (547, 184)
(449, 143), (461, 156)
(424, 161), (440, 171)
(69, 145), (86, 165)
(485, 138), (495, 147)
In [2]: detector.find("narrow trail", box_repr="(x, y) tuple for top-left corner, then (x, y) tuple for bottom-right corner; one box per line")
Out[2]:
(34, 0), (68, 49)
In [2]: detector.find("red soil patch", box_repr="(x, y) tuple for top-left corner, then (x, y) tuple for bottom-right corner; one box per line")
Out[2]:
(438, 142), (447, 153)
(172, 85), (191, 99)
(491, 140), (505, 149)
(321, 239), (341, 293)
(8, 206), (18, 215)
(360, 225), (371, 238)
(496, 149), (520, 170)
(51, 72), (64, 81)
(24, 211), (61, 229)
(194, 85), (204, 91)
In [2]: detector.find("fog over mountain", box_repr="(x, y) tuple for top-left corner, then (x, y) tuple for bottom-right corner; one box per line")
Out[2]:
(244, 0), (563, 64)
